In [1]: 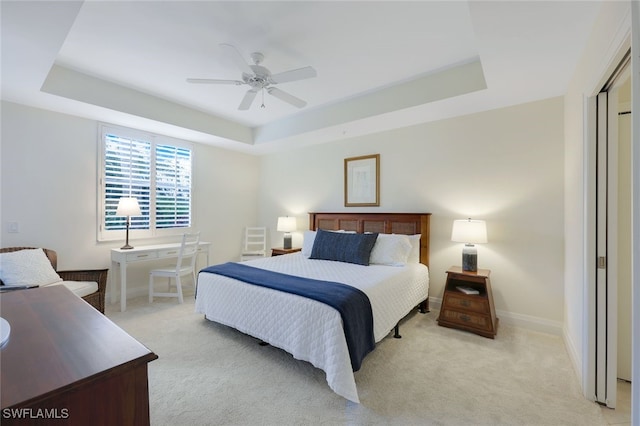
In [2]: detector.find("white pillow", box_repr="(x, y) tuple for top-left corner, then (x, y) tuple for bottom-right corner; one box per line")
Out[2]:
(406, 234), (421, 263)
(302, 230), (317, 257)
(369, 234), (413, 266)
(0, 249), (62, 286)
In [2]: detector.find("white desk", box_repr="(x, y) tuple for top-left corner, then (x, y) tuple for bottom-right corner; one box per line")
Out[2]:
(110, 242), (211, 311)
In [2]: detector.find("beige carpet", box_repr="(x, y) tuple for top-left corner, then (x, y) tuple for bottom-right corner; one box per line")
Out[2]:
(106, 293), (606, 426)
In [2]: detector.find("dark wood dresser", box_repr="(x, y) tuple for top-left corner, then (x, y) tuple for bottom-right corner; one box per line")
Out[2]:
(1, 286), (158, 425)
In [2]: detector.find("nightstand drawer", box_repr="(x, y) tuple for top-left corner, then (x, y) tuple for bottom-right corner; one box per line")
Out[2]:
(440, 309), (492, 332)
(445, 294), (488, 314)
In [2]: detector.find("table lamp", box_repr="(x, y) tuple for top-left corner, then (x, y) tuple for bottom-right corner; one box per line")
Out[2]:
(277, 216), (297, 249)
(451, 218), (487, 272)
(116, 197), (141, 250)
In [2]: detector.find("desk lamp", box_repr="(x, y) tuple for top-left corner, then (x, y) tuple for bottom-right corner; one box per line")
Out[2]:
(116, 197), (141, 250)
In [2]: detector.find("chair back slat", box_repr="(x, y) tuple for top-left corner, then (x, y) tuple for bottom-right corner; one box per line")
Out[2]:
(176, 232), (200, 271)
(241, 227), (266, 261)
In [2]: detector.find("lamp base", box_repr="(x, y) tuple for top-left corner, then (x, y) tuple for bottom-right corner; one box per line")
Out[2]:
(462, 244), (477, 272)
(121, 223), (134, 250)
(283, 234), (292, 250)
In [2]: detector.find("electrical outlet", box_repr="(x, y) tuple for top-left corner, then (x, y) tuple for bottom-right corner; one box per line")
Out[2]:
(8, 222), (19, 233)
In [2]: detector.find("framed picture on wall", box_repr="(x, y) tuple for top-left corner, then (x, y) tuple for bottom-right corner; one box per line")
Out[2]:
(344, 154), (380, 207)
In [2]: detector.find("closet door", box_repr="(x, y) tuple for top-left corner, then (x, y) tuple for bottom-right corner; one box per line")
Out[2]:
(594, 90), (618, 408)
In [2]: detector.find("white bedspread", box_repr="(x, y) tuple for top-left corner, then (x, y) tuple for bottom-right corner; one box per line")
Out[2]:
(195, 253), (429, 403)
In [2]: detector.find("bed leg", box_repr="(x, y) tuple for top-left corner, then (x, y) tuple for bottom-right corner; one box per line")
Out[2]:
(419, 299), (430, 314)
(393, 324), (402, 339)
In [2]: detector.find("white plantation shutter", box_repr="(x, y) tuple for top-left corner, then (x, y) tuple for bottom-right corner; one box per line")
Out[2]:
(99, 124), (192, 240)
(155, 144), (191, 229)
(104, 133), (151, 231)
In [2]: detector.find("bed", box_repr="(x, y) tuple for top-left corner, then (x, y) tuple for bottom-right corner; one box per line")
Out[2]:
(195, 212), (431, 403)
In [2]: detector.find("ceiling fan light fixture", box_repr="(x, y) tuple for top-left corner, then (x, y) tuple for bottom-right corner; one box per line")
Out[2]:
(250, 52), (264, 65)
(186, 43), (316, 111)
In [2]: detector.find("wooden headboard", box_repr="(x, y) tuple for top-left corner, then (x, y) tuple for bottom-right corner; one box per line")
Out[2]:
(309, 212), (431, 267)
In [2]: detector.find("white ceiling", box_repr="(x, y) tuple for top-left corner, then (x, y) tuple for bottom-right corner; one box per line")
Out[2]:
(1, 1), (602, 155)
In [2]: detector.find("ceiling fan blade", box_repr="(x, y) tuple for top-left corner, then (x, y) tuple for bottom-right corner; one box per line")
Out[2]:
(270, 66), (317, 84)
(219, 43), (254, 75)
(238, 89), (258, 110)
(267, 87), (307, 108)
(186, 78), (244, 85)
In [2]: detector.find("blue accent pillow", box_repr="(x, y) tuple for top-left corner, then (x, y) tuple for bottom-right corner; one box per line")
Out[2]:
(310, 229), (379, 265)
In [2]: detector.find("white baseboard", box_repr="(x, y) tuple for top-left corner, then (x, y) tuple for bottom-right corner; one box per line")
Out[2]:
(429, 297), (564, 336)
(562, 323), (586, 389)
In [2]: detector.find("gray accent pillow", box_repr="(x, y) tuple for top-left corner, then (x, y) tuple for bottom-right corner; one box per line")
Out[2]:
(310, 229), (379, 265)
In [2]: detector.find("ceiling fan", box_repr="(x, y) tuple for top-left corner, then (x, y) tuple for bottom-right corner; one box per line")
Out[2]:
(186, 44), (317, 110)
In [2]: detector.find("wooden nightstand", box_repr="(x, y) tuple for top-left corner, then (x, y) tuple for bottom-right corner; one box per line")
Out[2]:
(271, 247), (302, 256)
(437, 266), (498, 339)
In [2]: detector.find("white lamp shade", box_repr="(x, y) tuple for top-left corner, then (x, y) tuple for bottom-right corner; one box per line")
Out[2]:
(116, 197), (141, 216)
(277, 216), (297, 232)
(451, 219), (487, 244)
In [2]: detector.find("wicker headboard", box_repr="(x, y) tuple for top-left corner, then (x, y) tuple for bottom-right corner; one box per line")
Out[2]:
(309, 212), (431, 266)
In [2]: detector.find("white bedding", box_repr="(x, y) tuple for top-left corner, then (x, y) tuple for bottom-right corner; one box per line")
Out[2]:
(195, 252), (429, 403)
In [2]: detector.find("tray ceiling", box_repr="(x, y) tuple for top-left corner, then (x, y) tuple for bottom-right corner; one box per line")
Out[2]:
(1, 1), (602, 154)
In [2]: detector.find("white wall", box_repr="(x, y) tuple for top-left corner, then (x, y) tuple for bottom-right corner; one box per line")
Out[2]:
(562, 0), (631, 391)
(0, 101), (261, 298)
(258, 97), (565, 331)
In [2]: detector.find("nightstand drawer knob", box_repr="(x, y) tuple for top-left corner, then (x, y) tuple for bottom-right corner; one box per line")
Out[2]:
(460, 300), (471, 307)
(460, 314), (471, 322)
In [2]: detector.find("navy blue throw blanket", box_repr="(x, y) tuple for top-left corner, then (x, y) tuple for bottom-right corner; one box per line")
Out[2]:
(201, 262), (375, 371)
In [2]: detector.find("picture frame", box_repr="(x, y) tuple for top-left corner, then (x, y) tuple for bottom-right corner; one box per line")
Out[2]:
(344, 154), (380, 207)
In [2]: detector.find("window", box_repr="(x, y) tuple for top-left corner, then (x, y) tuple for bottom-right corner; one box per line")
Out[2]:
(98, 124), (193, 241)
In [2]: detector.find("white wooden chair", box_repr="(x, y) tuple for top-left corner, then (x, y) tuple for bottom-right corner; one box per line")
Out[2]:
(149, 232), (200, 304)
(240, 227), (267, 261)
